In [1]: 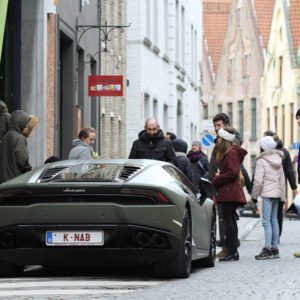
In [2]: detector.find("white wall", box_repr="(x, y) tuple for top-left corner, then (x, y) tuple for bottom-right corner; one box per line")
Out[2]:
(126, 0), (202, 154)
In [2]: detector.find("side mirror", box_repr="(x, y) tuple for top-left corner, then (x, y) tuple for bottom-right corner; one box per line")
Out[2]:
(198, 178), (217, 206)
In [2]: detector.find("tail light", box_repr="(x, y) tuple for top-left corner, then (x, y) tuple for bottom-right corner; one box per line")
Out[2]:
(120, 188), (171, 204)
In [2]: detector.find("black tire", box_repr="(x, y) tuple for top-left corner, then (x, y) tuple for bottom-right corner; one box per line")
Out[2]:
(194, 211), (216, 268)
(0, 261), (24, 278)
(153, 208), (192, 278)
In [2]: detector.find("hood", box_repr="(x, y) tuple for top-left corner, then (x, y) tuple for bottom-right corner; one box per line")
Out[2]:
(172, 138), (188, 153)
(231, 144), (247, 163)
(258, 150), (284, 169)
(276, 139), (283, 149)
(138, 129), (165, 142)
(233, 129), (243, 146)
(9, 110), (38, 137)
(72, 139), (89, 147)
(0, 100), (8, 115)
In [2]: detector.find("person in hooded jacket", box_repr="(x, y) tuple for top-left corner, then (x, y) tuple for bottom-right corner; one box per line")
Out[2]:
(252, 136), (285, 260)
(187, 141), (209, 188)
(172, 138), (193, 182)
(68, 127), (96, 160)
(129, 118), (177, 165)
(263, 131), (297, 239)
(212, 127), (248, 262)
(0, 100), (11, 140)
(0, 110), (38, 184)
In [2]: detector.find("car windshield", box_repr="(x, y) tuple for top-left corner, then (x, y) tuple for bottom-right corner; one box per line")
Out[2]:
(50, 164), (120, 182)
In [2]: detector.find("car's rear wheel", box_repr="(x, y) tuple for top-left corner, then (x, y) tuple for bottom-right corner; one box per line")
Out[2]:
(0, 260), (24, 278)
(194, 211), (216, 268)
(153, 208), (192, 278)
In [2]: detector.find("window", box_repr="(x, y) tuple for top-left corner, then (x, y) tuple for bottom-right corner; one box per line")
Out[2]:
(144, 93), (150, 119)
(164, 166), (197, 196)
(238, 100), (244, 140)
(274, 106), (278, 132)
(175, 0), (179, 64)
(267, 108), (270, 130)
(217, 104), (222, 113)
(243, 54), (251, 78)
(251, 98), (257, 140)
(190, 24), (194, 77)
(228, 58), (235, 82)
(227, 102), (233, 125)
(236, 8), (241, 29)
(163, 104), (168, 131)
(279, 56), (283, 86)
(153, 99), (158, 119)
(203, 103), (208, 119)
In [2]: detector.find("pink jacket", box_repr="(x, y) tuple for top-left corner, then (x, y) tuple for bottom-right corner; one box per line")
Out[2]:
(251, 150), (286, 201)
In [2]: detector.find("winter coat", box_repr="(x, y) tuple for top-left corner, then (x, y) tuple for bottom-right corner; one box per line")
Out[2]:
(68, 139), (93, 160)
(0, 110), (38, 184)
(212, 145), (247, 205)
(276, 140), (297, 190)
(129, 129), (177, 165)
(209, 128), (243, 180)
(0, 100), (10, 140)
(175, 152), (193, 182)
(187, 150), (209, 188)
(251, 150), (286, 201)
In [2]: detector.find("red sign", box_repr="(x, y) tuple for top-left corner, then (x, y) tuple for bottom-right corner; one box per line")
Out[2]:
(88, 75), (123, 97)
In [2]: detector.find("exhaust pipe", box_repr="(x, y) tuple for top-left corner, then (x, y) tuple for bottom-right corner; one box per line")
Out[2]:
(1, 232), (14, 248)
(136, 232), (152, 247)
(151, 234), (166, 248)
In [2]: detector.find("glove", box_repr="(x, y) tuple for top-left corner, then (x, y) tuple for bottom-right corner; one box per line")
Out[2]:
(252, 198), (257, 204)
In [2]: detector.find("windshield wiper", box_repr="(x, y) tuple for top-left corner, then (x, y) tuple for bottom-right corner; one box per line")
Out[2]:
(51, 178), (116, 182)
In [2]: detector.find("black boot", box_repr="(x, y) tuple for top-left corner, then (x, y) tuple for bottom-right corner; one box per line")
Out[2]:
(219, 252), (239, 261)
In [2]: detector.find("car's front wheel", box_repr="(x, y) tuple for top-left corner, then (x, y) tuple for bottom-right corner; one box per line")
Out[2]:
(0, 260), (24, 278)
(153, 208), (192, 278)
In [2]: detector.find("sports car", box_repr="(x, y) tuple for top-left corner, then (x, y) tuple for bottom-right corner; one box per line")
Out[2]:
(0, 159), (216, 278)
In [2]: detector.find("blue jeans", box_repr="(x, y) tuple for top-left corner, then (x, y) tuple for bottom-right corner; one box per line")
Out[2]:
(262, 197), (280, 249)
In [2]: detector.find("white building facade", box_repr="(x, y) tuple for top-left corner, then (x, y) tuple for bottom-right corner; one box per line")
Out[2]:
(126, 0), (202, 154)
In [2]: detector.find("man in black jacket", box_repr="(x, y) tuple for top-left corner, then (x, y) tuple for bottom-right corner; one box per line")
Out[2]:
(0, 100), (10, 140)
(129, 118), (177, 165)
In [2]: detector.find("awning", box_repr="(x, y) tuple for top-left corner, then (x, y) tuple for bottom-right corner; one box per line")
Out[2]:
(0, 0), (9, 63)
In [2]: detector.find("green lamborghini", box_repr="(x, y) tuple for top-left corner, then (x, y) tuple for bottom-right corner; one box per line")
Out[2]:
(0, 159), (216, 278)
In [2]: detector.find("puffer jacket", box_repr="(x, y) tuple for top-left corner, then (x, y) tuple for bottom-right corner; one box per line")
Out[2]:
(0, 100), (10, 140)
(251, 150), (286, 201)
(68, 139), (93, 160)
(0, 110), (38, 183)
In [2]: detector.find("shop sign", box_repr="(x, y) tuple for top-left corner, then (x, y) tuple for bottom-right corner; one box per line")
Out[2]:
(88, 75), (123, 97)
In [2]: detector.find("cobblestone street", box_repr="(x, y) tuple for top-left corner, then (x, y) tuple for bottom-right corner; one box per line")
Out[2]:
(116, 218), (300, 300)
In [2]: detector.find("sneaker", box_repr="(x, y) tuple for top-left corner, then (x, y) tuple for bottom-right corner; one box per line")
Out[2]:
(219, 252), (239, 262)
(294, 251), (300, 258)
(216, 248), (230, 258)
(255, 248), (274, 260)
(272, 248), (279, 258)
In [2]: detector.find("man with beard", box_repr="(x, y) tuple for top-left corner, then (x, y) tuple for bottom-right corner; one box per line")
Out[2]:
(129, 118), (177, 165)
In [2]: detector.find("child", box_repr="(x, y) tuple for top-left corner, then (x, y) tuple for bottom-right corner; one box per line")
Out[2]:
(252, 136), (286, 259)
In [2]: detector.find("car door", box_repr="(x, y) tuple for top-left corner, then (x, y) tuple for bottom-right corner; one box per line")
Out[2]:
(165, 166), (210, 250)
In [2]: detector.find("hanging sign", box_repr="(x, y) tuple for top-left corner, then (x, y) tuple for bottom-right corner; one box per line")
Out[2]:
(88, 75), (123, 97)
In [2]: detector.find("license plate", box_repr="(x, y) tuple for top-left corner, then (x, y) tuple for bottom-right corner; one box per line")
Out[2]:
(46, 231), (104, 246)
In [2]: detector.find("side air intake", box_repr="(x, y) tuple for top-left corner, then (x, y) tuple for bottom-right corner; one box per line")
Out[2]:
(39, 167), (69, 182)
(119, 166), (141, 180)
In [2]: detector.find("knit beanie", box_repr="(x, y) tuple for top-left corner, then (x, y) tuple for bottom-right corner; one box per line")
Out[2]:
(192, 141), (201, 147)
(260, 136), (277, 151)
(296, 109), (300, 118)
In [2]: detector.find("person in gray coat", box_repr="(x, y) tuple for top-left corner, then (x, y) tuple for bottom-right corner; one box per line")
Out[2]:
(0, 100), (11, 140)
(0, 110), (38, 183)
(68, 127), (96, 160)
(172, 138), (193, 182)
